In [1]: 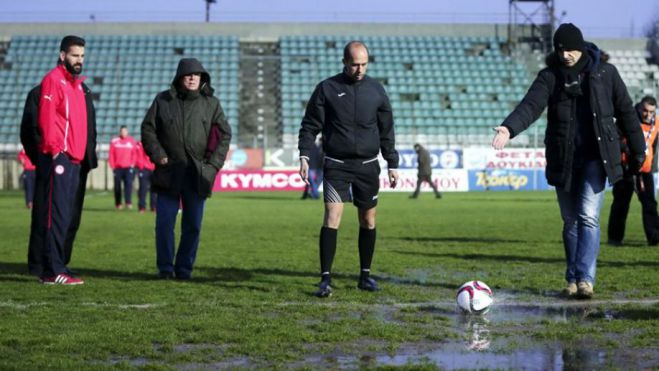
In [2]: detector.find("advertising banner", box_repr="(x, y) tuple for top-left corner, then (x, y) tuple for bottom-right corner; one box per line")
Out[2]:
(396, 149), (463, 169)
(213, 169), (469, 192)
(380, 169), (469, 192)
(463, 148), (546, 170)
(223, 149), (264, 170)
(467, 169), (550, 191)
(214, 170), (305, 191)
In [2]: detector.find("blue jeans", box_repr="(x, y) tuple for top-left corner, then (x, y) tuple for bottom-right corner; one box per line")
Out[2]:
(155, 187), (206, 278)
(555, 160), (606, 285)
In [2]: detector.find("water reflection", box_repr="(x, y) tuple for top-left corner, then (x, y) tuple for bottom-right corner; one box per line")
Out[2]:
(459, 314), (491, 351)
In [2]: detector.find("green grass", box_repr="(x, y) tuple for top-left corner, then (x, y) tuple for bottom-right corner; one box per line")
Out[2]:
(0, 190), (657, 369)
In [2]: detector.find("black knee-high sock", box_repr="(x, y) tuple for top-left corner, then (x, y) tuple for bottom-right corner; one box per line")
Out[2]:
(319, 227), (337, 279)
(358, 227), (376, 278)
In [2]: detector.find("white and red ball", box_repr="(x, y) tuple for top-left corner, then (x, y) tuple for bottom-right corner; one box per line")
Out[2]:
(456, 280), (493, 314)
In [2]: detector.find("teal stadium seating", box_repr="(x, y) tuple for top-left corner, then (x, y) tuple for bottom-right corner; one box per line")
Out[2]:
(0, 35), (240, 144)
(279, 35), (535, 145)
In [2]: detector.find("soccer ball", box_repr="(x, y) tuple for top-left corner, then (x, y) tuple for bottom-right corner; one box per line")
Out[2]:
(456, 280), (493, 314)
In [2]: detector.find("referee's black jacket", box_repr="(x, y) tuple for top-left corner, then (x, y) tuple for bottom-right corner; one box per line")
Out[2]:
(298, 72), (399, 169)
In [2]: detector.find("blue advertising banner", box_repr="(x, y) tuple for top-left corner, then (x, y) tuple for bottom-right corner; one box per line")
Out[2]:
(468, 169), (551, 191)
(397, 149), (463, 169)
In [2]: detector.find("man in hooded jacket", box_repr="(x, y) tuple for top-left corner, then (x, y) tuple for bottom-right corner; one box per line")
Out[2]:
(491, 23), (646, 299)
(141, 58), (232, 280)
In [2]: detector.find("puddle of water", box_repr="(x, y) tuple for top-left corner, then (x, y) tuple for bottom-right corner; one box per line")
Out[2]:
(298, 342), (659, 370)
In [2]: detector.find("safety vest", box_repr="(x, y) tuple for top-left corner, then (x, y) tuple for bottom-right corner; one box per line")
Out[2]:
(624, 122), (658, 173)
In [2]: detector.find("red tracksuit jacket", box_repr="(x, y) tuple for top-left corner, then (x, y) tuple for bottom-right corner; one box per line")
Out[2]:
(108, 136), (137, 169)
(18, 149), (36, 171)
(135, 142), (155, 171)
(38, 64), (88, 163)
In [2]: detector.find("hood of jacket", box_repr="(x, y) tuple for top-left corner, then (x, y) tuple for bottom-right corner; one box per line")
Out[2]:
(172, 58), (214, 96)
(544, 41), (602, 71)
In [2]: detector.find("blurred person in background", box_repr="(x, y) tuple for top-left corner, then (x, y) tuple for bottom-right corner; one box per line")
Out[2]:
(608, 96), (659, 246)
(410, 143), (442, 199)
(135, 140), (157, 213)
(301, 137), (323, 200)
(17, 148), (36, 209)
(108, 125), (137, 209)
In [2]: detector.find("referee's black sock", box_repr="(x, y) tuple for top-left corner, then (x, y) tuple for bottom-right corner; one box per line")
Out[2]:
(319, 226), (337, 280)
(358, 227), (376, 279)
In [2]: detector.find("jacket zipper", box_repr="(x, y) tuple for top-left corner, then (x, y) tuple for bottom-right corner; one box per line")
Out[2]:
(64, 95), (69, 153)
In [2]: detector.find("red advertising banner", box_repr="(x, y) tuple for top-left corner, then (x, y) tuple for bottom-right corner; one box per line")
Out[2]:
(214, 170), (305, 191)
(213, 169), (469, 192)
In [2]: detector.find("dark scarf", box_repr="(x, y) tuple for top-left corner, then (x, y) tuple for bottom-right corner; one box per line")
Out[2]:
(558, 53), (592, 97)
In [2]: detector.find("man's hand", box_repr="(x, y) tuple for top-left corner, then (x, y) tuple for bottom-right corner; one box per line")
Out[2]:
(388, 169), (399, 188)
(492, 126), (511, 150)
(629, 154), (646, 175)
(159, 157), (168, 165)
(299, 157), (310, 185)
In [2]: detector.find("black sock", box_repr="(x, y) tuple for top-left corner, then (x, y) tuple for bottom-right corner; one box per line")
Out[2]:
(319, 227), (337, 277)
(358, 227), (376, 278)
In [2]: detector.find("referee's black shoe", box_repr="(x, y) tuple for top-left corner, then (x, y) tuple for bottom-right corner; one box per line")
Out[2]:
(315, 279), (332, 298)
(357, 277), (379, 292)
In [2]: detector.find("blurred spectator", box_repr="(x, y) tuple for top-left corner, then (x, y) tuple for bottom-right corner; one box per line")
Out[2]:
(108, 125), (137, 209)
(17, 148), (36, 209)
(410, 143), (442, 199)
(608, 96), (659, 246)
(301, 138), (323, 200)
(135, 141), (157, 213)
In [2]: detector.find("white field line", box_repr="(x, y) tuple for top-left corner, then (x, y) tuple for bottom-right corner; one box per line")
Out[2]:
(0, 301), (163, 309)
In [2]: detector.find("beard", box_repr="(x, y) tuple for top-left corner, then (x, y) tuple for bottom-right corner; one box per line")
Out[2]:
(64, 59), (83, 75)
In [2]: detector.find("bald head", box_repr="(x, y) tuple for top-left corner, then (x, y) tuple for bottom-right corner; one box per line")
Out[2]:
(342, 41), (369, 81)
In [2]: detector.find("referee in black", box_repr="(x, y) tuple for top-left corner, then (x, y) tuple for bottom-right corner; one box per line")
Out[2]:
(298, 41), (399, 298)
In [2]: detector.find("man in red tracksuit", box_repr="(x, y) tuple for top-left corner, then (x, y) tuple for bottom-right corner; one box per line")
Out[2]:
(36, 35), (89, 285)
(17, 149), (36, 209)
(108, 125), (137, 209)
(135, 141), (156, 213)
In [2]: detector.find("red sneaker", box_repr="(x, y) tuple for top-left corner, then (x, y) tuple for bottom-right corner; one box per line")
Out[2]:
(40, 274), (84, 285)
(139, 208), (146, 213)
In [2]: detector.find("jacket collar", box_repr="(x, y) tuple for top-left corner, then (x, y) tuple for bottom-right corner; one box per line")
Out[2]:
(56, 64), (86, 86)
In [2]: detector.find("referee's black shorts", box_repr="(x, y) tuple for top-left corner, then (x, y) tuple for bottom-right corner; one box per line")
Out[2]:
(322, 156), (380, 209)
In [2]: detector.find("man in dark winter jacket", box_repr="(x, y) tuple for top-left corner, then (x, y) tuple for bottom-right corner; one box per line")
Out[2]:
(410, 143), (442, 199)
(608, 96), (659, 246)
(298, 41), (400, 297)
(492, 23), (646, 299)
(141, 58), (231, 280)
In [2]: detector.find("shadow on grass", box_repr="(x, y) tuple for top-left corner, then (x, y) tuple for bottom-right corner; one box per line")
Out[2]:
(0, 261), (155, 281)
(395, 236), (527, 244)
(195, 266), (457, 290)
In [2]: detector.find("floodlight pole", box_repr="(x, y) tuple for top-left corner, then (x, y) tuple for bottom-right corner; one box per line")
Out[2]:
(205, 0), (217, 23)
